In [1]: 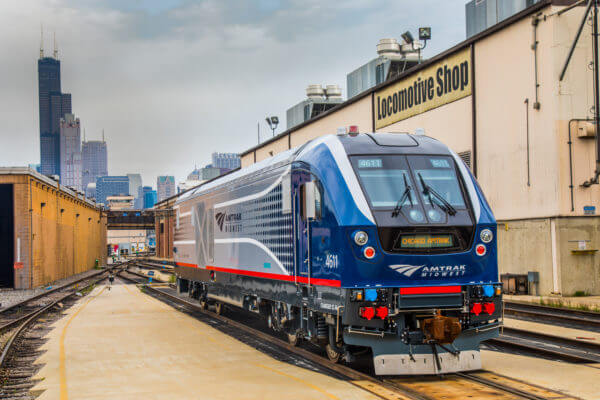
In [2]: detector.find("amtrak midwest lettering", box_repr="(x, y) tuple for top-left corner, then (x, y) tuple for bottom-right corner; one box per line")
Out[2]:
(376, 61), (469, 121)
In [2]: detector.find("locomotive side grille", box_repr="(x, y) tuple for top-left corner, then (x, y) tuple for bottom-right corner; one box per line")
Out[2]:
(241, 183), (294, 274)
(378, 226), (475, 254)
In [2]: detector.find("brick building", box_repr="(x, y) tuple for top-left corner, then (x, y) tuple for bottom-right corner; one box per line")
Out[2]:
(0, 167), (107, 289)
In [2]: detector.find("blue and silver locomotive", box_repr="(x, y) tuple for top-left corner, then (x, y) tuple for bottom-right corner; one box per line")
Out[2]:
(173, 132), (501, 375)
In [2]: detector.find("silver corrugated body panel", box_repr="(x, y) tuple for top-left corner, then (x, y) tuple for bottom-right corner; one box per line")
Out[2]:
(466, 0), (539, 38)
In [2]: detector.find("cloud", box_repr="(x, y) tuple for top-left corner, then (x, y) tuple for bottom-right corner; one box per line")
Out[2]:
(0, 0), (466, 187)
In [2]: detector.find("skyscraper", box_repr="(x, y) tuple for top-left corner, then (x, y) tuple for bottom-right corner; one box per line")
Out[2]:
(82, 140), (108, 193)
(38, 42), (71, 176)
(211, 153), (241, 170)
(143, 189), (157, 209)
(96, 176), (129, 205)
(127, 173), (142, 209)
(59, 114), (82, 191)
(156, 176), (175, 202)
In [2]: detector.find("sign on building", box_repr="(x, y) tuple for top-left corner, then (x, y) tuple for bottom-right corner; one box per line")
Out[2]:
(374, 48), (472, 129)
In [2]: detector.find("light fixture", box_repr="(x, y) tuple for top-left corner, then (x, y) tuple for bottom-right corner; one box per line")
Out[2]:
(401, 31), (414, 44)
(354, 231), (369, 246)
(480, 229), (493, 243)
(265, 116), (279, 136)
(418, 27), (431, 41)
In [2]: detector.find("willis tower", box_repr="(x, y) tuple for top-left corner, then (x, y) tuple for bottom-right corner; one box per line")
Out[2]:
(38, 33), (71, 176)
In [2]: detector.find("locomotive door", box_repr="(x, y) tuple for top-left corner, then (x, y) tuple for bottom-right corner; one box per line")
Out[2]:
(294, 173), (320, 286)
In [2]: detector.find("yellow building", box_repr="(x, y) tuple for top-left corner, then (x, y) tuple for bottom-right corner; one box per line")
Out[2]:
(240, 1), (600, 295)
(0, 167), (107, 289)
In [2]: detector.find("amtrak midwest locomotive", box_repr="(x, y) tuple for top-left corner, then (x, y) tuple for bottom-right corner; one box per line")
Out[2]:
(173, 132), (502, 375)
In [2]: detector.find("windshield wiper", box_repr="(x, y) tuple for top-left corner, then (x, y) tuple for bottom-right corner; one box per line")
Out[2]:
(392, 174), (413, 217)
(417, 173), (457, 216)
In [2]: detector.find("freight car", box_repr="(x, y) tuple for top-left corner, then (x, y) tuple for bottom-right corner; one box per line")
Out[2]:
(173, 131), (501, 375)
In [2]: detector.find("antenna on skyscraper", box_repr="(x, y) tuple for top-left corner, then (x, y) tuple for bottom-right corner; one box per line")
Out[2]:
(83, 128), (86, 142)
(53, 31), (58, 59)
(40, 24), (44, 58)
(102, 129), (105, 142)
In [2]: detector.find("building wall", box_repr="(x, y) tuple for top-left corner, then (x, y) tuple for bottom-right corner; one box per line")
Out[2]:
(236, 2), (600, 295)
(0, 172), (106, 289)
(155, 200), (175, 259)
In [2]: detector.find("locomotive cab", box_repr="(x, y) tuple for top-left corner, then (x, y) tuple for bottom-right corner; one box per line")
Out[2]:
(295, 133), (501, 374)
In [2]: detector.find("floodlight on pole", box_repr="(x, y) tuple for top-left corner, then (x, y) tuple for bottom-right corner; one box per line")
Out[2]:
(265, 116), (279, 136)
(401, 31), (414, 44)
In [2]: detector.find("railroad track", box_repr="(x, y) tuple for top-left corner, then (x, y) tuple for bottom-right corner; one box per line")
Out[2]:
(117, 271), (579, 400)
(488, 326), (600, 364)
(503, 301), (600, 331)
(0, 269), (115, 399)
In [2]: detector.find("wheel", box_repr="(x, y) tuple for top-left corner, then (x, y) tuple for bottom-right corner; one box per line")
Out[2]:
(287, 333), (299, 346)
(199, 298), (208, 310)
(214, 302), (225, 315)
(326, 343), (342, 363)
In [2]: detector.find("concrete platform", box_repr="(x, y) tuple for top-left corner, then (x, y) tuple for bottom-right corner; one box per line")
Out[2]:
(505, 295), (600, 312)
(503, 317), (600, 343)
(481, 350), (600, 399)
(32, 281), (378, 400)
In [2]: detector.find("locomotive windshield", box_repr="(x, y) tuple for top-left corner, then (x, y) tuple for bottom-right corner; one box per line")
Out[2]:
(351, 155), (467, 222)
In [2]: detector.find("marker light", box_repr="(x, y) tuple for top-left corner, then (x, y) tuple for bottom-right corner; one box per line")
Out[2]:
(359, 307), (375, 320)
(483, 302), (496, 315)
(482, 285), (495, 298)
(470, 302), (482, 316)
(376, 306), (389, 319)
(351, 289), (363, 301)
(363, 246), (376, 259)
(475, 244), (486, 256)
(364, 289), (378, 302)
(354, 231), (369, 246)
(348, 125), (359, 135)
(495, 286), (502, 296)
(480, 229), (493, 243)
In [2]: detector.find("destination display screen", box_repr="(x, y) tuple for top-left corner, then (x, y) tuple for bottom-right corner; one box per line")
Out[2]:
(399, 234), (454, 248)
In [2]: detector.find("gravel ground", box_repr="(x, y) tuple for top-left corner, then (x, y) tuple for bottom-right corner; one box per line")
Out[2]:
(0, 268), (105, 310)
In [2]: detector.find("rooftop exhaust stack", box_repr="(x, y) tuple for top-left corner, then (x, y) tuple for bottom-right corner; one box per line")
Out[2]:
(306, 84), (326, 99)
(376, 38), (401, 57)
(287, 84), (344, 129)
(324, 85), (342, 99)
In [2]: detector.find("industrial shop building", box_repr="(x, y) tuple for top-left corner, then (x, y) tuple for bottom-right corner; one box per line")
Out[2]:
(240, 0), (600, 296)
(0, 168), (107, 289)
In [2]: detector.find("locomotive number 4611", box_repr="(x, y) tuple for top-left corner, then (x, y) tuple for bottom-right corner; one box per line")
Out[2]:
(325, 253), (339, 270)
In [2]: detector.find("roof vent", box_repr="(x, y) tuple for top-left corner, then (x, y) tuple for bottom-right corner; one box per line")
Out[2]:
(324, 85), (342, 99)
(376, 38), (401, 57)
(306, 84), (325, 99)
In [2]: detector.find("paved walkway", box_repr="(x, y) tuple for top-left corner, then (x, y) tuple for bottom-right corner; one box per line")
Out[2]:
(33, 281), (377, 400)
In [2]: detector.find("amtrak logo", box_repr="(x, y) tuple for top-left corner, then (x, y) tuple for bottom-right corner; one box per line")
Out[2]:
(390, 264), (467, 278)
(215, 212), (226, 231)
(390, 264), (425, 277)
(215, 212), (242, 232)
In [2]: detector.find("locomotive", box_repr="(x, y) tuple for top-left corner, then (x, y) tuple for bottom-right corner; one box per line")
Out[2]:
(173, 132), (501, 375)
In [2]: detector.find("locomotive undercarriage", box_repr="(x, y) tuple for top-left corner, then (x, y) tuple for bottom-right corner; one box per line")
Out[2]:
(176, 268), (501, 373)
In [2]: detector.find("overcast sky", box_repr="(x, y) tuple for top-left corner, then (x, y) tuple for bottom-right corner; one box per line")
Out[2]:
(0, 0), (467, 188)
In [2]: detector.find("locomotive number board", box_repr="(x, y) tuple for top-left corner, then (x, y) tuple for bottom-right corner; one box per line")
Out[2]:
(399, 234), (454, 248)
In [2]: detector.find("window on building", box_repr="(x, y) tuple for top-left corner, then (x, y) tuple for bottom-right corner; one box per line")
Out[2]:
(376, 64), (385, 85)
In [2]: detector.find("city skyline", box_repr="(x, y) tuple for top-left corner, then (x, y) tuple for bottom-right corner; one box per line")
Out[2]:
(0, 1), (466, 186)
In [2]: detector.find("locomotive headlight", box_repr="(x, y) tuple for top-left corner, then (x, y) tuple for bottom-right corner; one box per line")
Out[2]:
(480, 229), (493, 243)
(354, 231), (369, 246)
